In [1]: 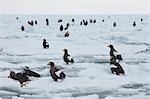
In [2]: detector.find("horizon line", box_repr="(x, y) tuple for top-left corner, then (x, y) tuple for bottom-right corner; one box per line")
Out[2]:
(0, 0), (149, 15)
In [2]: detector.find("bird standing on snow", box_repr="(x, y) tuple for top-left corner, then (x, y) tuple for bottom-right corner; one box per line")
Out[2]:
(63, 49), (74, 64)
(43, 39), (49, 49)
(108, 44), (123, 64)
(28, 20), (34, 26)
(60, 25), (63, 31)
(113, 22), (116, 27)
(8, 70), (31, 87)
(93, 19), (96, 23)
(64, 31), (70, 37)
(64, 23), (70, 30)
(83, 20), (88, 26)
(21, 26), (25, 31)
(58, 19), (62, 22)
(46, 18), (49, 26)
(108, 44), (118, 64)
(23, 66), (41, 77)
(110, 61), (125, 75)
(35, 20), (37, 25)
(102, 19), (105, 22)
(108, 44), (124, 75)
(89, 19), (93, 23)
(47, 62), (66, 81)
(72, 18), (75, 23)
(133, 21), (136, 27)
(80, 21), (82, 25)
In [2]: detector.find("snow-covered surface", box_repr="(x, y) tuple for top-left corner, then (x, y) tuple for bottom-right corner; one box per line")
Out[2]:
(0, 15), (150, 99)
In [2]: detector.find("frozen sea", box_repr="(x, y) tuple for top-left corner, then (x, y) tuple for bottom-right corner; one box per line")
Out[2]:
(0, 15), (150, 99)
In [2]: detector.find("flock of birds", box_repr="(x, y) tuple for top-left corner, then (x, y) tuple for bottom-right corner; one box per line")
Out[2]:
(20, 17), (99, 37)
(8, 16), (144, 87)
(8, 45), (74, 87)
(20, 16), (143, 37)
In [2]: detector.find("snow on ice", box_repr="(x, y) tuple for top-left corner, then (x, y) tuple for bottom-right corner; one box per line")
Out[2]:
(0, 15), (150, 99)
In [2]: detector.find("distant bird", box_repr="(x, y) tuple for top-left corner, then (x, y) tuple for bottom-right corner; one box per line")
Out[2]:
(21, 26), (25, 31)
(108, 44), (117, 64)
(46, 18), (49, 26)
(108, 44), (122, 64)
(16, 17), (18, 20)
(141, 18), (143, 22)
(35, 20), (37, 25)
(28, 21), (30, 24)
(82, 20), (85, 23)
(111, 61), (125, 75)
(133, 21), (136, 27)
(64, 26), (68, 30)
(31, 20), (34, 26)
(23, 66), (40, 77)
(8, 70), (30, 87)
(102, 19), (105, 22)
(67, 23), (70, 27)
(108, 44), (124, 75)
(28, 20), (34, 26)
(60, 25), (63, 31)
(64, 31), (70, 37)
(58, 19), (62, 22)
(64, 27), (68, 30)
(64, 23), (70, 30)
(89, 19), (93, 23)
(83, 20), (88, 26)
(72, 18), (75, 22)
(80, 21), (82, 25)
(47, 62), (66, 81)
(63, 49), (74, 64)
(43, 39), (49, 49)
(93, 19), (96, 23)
(113, 22), (116, 27)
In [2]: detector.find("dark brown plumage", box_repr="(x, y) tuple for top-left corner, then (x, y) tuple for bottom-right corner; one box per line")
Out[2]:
(111, 61), (125, 75)
(108, 44), (125, 75)
(21, 26), (25, 31)
(28, 20), (34, 26)
(63, 49), (74, 64)
(89, 19), (93, 23)
(80, 21), (82, 25)
(64, 23), (70, 30)
(113, 22), (116, 27)
(46, 18), (49, 26)
(23, 66), (40, 77)
(47, 62), (66, 81)
(58, 19), (62, 22)
(72, 19), (75, 22)
(64, 31), (69, 37)
(93, 19), (96, 23)
(108, 44), (123, 64)
(43, 39), (49, 49)
(108, 44), (117, 64)
(60, 25), (63, 31)
(35, 20), (37, 25)
(8, 71), (30, 87)
(133, 21), (136, 27)
(83, 20), (88, 26)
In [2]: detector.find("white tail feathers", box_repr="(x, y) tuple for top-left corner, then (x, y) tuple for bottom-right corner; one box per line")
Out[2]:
(55, 70), (62, 77)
